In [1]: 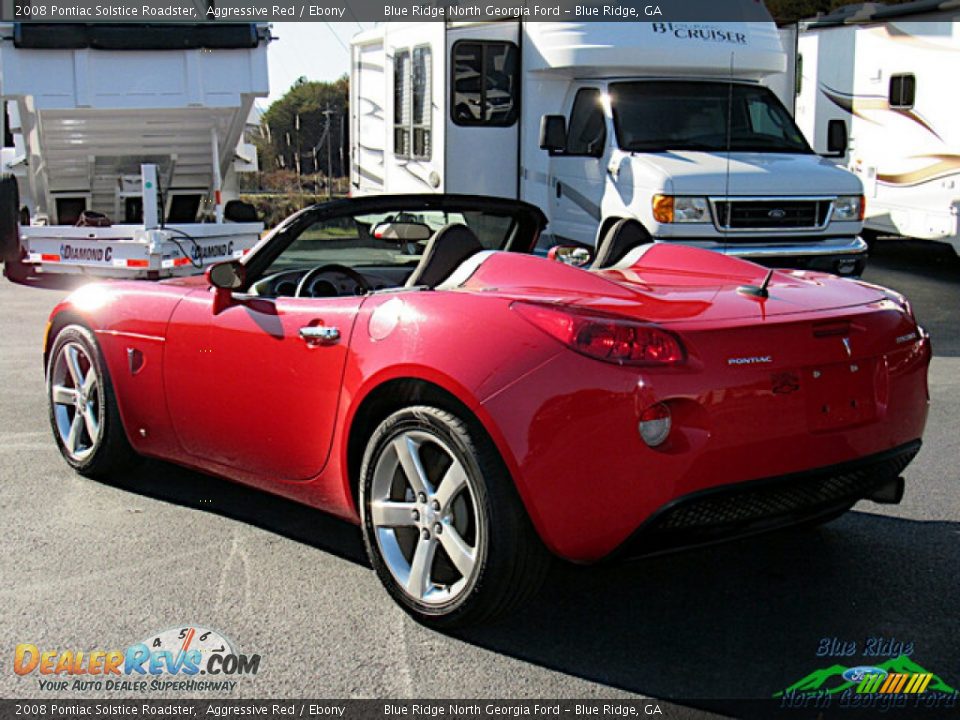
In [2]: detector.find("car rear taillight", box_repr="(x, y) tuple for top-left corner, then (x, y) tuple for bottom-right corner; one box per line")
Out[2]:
(512, 301), (685, 367)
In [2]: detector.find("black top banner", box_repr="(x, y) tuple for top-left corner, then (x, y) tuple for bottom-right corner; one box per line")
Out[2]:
(3, 0), (774, 24)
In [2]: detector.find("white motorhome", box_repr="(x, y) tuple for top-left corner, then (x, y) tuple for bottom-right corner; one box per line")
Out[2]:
(0, 23), (270, 279)
(351, 20), (868, 275)
(787, 2), (960, 254)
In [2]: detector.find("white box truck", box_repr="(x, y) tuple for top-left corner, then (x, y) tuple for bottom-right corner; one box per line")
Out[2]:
(0, 23), (270, 281)
(351, 20), (869, 275)
(785, 2), (960, 254)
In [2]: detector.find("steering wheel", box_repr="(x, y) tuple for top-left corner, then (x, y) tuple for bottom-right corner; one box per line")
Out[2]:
(295, 263), (373, 298)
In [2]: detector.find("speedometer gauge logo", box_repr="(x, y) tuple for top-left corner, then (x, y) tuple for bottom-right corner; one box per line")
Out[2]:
(139, 625), (236, 673)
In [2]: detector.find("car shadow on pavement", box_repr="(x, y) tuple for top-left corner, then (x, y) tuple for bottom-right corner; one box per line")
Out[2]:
(104, 457), (369, 566)
(102, 458), (958, 716)
(457, 510), (960, 716)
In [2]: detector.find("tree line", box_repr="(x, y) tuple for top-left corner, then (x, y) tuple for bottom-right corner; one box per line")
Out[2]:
(256, 74), (349, 180)
(767, 0), (915, 24)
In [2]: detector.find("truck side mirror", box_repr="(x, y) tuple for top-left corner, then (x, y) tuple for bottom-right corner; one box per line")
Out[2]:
(826, 119), (848, 158)
(540, 115), (567, 155)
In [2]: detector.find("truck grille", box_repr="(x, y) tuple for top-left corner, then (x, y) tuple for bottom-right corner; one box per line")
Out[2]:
(713, 198), (832, 231)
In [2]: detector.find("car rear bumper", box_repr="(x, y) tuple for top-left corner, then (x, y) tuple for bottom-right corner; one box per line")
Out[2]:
(613, 440), (920, 559)
(480, 318), (930, 563)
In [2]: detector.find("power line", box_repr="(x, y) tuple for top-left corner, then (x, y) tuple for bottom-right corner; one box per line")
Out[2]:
(324, 23), (350, 54)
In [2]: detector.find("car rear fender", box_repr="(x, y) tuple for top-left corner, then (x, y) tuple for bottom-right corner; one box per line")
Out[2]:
(330, 290), (566, 520)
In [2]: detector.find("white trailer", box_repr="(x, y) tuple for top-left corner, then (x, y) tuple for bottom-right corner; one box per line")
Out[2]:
(0, 23), (270, 279)
(786, 2), (960, 254)
(351, 19), (869, 275)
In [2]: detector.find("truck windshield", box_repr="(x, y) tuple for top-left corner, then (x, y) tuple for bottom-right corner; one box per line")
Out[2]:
(610, 81), (812, 154)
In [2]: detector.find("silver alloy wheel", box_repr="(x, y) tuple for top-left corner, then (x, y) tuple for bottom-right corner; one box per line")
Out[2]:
(50, 341), (103, 462)
(369, 430), (481, 605)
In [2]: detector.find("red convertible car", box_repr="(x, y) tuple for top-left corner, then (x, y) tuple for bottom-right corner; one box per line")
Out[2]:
(44, 195), (930, 627)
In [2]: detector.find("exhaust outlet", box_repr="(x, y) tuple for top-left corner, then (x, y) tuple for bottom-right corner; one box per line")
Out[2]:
(869, 476), (905, 505)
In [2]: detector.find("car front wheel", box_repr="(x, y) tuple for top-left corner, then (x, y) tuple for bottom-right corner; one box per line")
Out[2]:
(360, 405), (549, 628)
(47, 324), (138, 478)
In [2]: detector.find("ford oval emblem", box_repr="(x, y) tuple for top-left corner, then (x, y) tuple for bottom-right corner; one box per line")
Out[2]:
(768, 208), (787, 219)
(842, 666), (888, 683)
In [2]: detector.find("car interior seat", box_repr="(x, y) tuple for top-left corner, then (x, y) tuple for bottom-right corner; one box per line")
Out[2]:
(592, 218), (651, 269)
(404, 223), (483, 288)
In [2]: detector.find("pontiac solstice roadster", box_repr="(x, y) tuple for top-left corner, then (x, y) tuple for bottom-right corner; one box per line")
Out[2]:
(44, 194), (930, 627)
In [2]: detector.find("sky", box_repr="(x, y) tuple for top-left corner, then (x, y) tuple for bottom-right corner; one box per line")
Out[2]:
(262, 22), (374, 109)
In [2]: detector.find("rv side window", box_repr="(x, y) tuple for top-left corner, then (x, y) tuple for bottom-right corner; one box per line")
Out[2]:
(889, 73), (916, 109)
(451, 41), (519, 127)
(394, 50), (411, 157)
(566, 88), (606, 157)
(394, 46), (432, 160)
(412, 46), (432, 159)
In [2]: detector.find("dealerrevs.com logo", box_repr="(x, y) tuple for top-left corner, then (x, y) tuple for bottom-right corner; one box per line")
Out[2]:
(13, 625), (260, 693)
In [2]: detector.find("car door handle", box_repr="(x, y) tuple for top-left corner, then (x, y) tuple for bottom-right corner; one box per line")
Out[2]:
(299, 326), (340, 345)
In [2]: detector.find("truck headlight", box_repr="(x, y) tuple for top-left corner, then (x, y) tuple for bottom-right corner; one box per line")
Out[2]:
(833, 195), (865, 222)
(652, 195), (710, 224)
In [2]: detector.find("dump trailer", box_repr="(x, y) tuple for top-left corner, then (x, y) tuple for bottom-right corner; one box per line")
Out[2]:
(0, 23), (270, 280)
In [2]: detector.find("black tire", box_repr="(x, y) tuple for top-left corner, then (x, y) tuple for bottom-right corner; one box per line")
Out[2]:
(860, 229), (881, 251)
(0, 174), (21, 263)
(3, 256), (32, 283)
(46, 324), (139, 478)
(360, 405), (550, 628)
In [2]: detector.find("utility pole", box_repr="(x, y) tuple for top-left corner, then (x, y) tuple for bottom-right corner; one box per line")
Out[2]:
(294, 113), (302, 197)
(323, 104), (334, 199)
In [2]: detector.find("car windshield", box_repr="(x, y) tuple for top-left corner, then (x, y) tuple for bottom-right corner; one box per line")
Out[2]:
(610, 81), (812, 154)
(263, 208), (517, 276)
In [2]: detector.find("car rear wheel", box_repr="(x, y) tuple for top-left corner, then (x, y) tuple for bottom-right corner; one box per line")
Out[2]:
(360, 405), (549, 628)
(47, 325), (138, 478)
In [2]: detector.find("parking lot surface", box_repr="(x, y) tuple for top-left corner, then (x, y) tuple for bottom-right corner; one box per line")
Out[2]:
(1, 241), (958, 713)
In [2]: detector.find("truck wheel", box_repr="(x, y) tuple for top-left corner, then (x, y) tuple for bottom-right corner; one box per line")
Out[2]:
(360, 405), (551, 628)
(0, 174), (21, 263)
(3, 257), (32, 283)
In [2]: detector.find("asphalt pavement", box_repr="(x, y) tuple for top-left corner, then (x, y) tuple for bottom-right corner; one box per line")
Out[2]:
(0, 240), (957, 715)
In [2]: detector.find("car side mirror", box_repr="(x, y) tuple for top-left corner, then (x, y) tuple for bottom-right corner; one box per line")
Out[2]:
(825, 119), (848, 158)
(206, 260), (245, 313)
(547, 244), (593, 268)
(208, 260), (245, 290)
(539, 115), (567, 155)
